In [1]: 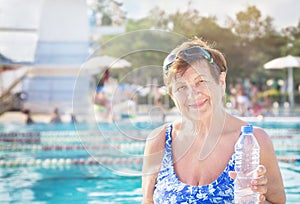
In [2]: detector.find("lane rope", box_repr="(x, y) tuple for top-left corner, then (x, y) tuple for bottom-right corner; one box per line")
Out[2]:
(0, 157), (143, 167)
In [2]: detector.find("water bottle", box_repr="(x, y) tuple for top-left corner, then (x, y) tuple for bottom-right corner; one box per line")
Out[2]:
(234, 125), (260, 204)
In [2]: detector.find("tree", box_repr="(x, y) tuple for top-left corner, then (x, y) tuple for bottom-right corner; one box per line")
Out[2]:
(95, 4), (293, 91)
(281, 20), (300, 87)
(223, 6), (287, 82)
(98, 28), (186, 85)
(88, 0), (126, 26)
(228, 5), (275, 41)
(282, 20), (300, 55)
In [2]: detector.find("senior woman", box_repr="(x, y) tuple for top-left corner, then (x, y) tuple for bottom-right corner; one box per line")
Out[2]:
(142, 37), (285, 203)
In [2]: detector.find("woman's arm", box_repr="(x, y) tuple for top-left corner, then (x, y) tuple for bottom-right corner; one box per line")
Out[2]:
(254, 127), (286, 204)
(142, 125), (166, 204)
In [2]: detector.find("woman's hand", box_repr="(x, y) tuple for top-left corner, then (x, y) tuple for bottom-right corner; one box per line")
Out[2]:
(229, 165), (268, 203)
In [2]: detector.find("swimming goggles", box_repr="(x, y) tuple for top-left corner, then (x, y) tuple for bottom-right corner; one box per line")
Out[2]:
(163, 46), (221, 73)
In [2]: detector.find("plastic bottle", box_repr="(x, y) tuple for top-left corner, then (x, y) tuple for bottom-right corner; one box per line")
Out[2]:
(234, 125), (260, 204)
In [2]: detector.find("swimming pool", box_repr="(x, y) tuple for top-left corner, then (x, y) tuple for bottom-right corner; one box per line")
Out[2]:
(0, 119), (299, 203)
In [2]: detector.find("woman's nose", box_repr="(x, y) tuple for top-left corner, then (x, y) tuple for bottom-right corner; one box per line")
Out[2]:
(187, 84), (201, 98)
(191, 83), (202, 93)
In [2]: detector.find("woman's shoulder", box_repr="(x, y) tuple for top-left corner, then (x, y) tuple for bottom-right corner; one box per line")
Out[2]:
(224, 114), (248, 132)
(144, 124), (169, 154)
(226, 114), (272, 149)
(252, 126), (273, 149)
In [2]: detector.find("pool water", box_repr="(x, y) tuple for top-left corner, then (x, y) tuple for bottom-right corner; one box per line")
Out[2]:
(0, 120), (299, 203)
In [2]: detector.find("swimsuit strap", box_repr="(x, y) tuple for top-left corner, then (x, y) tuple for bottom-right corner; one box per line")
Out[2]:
(164, 123), (173, 149)
(160, 123), (173, 169)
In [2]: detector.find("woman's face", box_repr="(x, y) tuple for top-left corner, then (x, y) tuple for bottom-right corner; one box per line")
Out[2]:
(171, 61), (226, 121)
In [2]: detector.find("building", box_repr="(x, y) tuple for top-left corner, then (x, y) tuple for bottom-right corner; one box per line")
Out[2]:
(0, 0), (126, 115)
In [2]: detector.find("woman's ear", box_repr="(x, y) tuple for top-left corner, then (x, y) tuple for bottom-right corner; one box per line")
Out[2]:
(219, 72), (226, 94)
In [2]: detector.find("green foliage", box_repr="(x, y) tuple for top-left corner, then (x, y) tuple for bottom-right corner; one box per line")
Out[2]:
(94, 4), (300, 94)
(126, 18), (156, 31)
(101, 13), (112, 25)
(228, 6), (275, 41)
(98, 29), (187, 85)
(282, 21), (300, 55)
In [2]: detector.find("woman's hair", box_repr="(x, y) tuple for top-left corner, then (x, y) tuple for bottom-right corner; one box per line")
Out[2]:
(163, 37), (227, 95)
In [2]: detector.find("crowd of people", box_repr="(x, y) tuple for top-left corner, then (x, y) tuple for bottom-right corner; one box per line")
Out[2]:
(227, 81), (276, 117)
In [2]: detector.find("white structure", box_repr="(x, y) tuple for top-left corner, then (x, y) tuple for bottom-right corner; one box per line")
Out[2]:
(0, 0), (126, 114)
(24, 0), (91, 113)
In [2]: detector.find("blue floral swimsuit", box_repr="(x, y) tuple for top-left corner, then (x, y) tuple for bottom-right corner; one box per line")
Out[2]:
(153, 124), (235, 203)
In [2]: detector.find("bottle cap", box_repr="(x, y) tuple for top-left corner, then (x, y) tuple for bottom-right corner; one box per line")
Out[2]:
(241, 125), (253, 134)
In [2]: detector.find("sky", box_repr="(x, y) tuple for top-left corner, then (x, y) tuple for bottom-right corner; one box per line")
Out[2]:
(0, 0), (299, 30)
(0, 0), (42, 29)
(0, 0), (299, 61)
(120, 0), (300, 30)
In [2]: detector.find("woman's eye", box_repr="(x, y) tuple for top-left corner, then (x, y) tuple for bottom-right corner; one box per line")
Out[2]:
(176, 85), (186, 92)
(196, 79), (206, 85)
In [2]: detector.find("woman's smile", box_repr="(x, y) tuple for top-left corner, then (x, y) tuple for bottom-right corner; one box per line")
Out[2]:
(188, 99), (208, 109)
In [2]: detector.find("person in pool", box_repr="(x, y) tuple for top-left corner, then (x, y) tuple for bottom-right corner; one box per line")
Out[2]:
(22, 109), (34, 125)
(49, 108), (62, 123)
(142, 37), (286, 203)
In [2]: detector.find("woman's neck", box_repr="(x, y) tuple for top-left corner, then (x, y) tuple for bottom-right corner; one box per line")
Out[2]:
(186, 108), (226, 133)
(180, 108), (227, 160)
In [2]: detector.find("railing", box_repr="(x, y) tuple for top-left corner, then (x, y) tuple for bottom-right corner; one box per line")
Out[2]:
(0, 70), (27, 115)
(0, 93), (22, 115)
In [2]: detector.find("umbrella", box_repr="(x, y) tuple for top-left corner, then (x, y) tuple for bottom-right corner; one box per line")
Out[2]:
(82, 55), (131, 75)
(264, 55), (300, 108)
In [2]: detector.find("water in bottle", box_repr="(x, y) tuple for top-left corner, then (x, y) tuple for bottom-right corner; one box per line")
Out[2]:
(234, 125), (260, 204)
